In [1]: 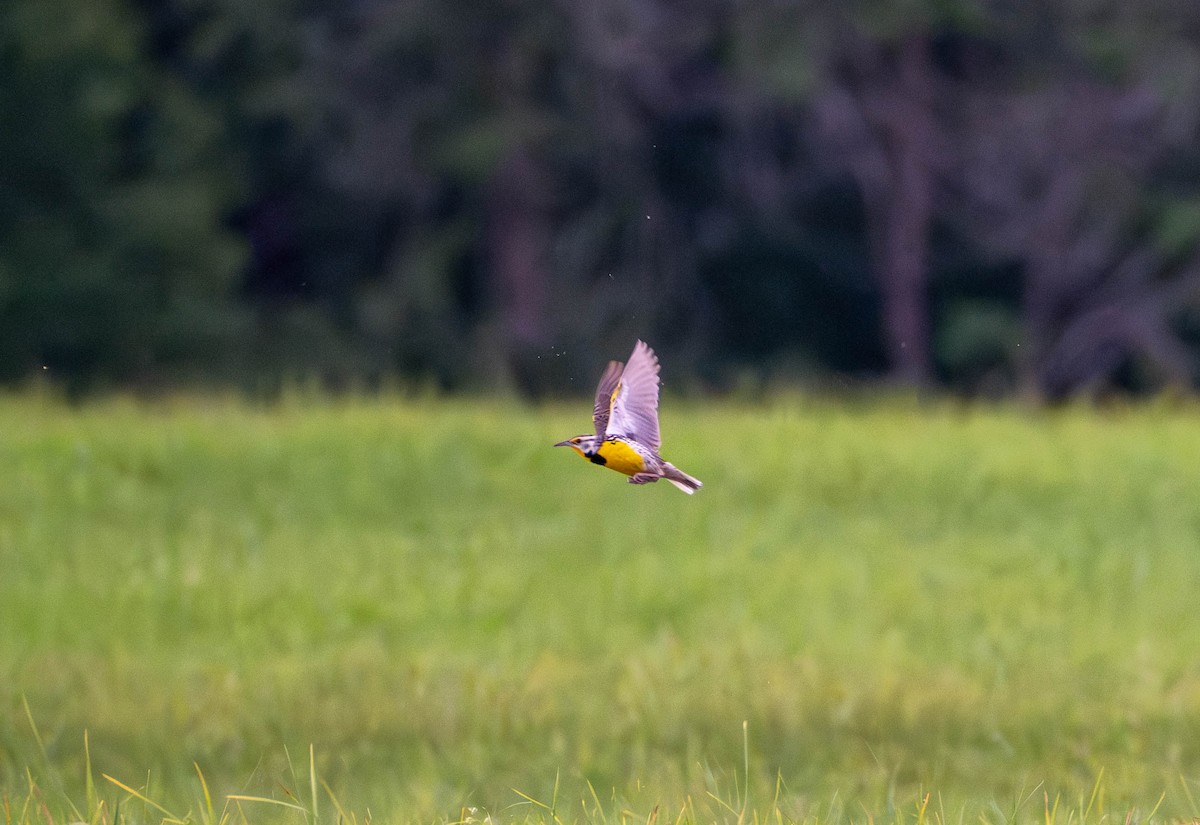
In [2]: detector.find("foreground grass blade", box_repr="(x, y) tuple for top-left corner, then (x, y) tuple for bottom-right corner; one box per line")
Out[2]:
(103, 773), (186, 822)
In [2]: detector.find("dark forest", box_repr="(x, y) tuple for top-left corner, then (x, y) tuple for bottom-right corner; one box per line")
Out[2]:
(6, 0), (1200, 398)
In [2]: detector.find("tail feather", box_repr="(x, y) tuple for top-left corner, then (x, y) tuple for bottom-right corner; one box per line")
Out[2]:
(663, 463), (702, 495)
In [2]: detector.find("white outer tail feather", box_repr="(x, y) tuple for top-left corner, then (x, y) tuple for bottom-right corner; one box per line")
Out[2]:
(664, 464), (702, 495)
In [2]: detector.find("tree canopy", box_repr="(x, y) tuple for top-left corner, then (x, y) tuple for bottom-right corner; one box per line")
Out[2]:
(6, 0), (1200, 398)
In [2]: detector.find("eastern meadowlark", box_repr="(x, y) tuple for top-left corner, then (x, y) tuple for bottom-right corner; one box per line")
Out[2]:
(555, 340), (702, 494)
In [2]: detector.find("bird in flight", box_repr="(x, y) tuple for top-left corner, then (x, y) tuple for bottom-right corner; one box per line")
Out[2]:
(555, 340), (702, 494)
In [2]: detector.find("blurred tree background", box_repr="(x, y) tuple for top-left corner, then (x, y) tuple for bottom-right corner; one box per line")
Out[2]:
(5, 0), (1200, 399)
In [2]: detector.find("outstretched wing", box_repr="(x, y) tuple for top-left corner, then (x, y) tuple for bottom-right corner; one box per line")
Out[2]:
(607, 340), (662, 451)
(592, 359), (624, 440)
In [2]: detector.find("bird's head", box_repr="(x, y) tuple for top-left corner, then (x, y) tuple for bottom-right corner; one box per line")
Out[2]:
(554, 434), (601, 459)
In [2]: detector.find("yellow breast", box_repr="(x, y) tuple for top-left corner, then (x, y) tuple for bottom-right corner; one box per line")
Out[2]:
(594, 438), (646, 476)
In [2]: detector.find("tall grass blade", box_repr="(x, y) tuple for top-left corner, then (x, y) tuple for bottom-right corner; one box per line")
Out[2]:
(741, 720), (750, 825)
(309, 743), (319, 823)
(1084, 769), (1105, 821)
(83, 730), (95, 817)
(226, 794), (308, 812)
(321, 778), (352, 825)
(195, 762), (217, 825)
(1180, 775), (1199, 817)
(102, 773), (184, 822)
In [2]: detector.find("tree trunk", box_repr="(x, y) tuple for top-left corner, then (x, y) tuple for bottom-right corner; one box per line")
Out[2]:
(873, 34), (935, 385)
(487, 149), (552, 349)
(486, 148), (556, 394)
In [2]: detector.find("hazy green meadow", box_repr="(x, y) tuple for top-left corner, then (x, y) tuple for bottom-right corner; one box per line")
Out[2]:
(3, 393), (1200, 823)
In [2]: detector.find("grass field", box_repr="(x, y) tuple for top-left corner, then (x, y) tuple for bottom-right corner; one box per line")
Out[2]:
(3, 392), (1200, 824)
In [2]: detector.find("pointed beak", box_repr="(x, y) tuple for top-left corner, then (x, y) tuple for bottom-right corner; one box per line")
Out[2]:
(553, 440), (572, 447)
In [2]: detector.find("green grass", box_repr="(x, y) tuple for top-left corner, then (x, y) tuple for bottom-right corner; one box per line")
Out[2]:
(3, 392), (1200, 823)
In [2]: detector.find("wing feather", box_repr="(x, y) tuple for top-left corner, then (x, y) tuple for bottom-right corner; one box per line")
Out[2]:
(592, 359), (624, 440)
(607, 340), (661, 451)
